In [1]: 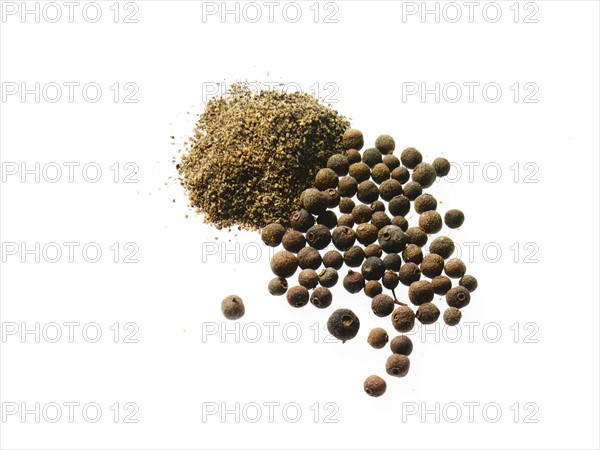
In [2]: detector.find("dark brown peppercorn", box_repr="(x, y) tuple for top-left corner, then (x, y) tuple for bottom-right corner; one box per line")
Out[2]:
(420, 253), (445, 278)
(378, 225), (407, 253)
(261, 223), (286, 247)
(459, 274), (478, 292)
(408, 280), (434, 305)
(391, 166), (410, 183)
(317, 210), (338, 230)
(370, 200), (386, 213)
(319, 267), (339, 288)
(414, 193), (438, 214)
(405, 227), (428, 247)
(402, 244), (423, 265)
(327, 153), (350, 176)
(416, 302), (440, 325)
(412, 162), (437, 188)
(388, 195), (411, 217)
(323, 250), (343, 270)
(386, 354), (410, 377)
(400, 147), (422, 169)
(302, 188), (328, 215)
(306, 224), (331, 250)
(445, 258), (467, 278)
(371, 211), (392, 230)
(343, 270), (365, 293)
(348, 162), (371, 182)
(433, 157), (451, 177)
(297, 247), (322, 270)
(315, 168), (339, 190)
(338, 176), (358, 197)
(287, 285), (309, 308)
(364, 244), (383, 258)
(351, 204), (373, 224)
(270, 251), (299, 278)
(221, 295), (245, 320)
(419, 211), (443, 234)
(298, 269), (319, 289)
(367, 327), (389, 349)
(331, 226), (356, 251)
(390, 335), (413, 355)
(446, 286), (471, 308)
(268, 277), (288, 296)
(337, 214), (354, 228)
(403, 181), (423, 201)
(356, 223), (379, 246)
(391, 215), (409, 231)
(382, 270), (399, 290)
(431, 275), (452, 295)
(375, 134), (396, 155)
(310, 287), (333, 309)
(371, 163), (390, 184)
(364, 375), (387, 397)
(429, 236), (455, 259)
(383, 253), (402, 271)
(362, 257), (386, 281)
(343, 245), (366, 267)
(327, 308), (360, 342)
(382, 154), (400, 171)
(444, 209), (465, 229)
(364, 280), (383, 298)
(338, 197), (355, 214)
(372, 294), (395, 317)
(379, 179), (403, 201)
(362, 147), (383, 167)
(346, 149), (361, 164)
(325, 188), (340, 208)
(391, 305), (416, 333)
(357, 180), (380, 204)
(399, 262), (421, 286)
(291, 209), (315, 233)
(342, 129), (364, 151)
(443, 307), (462, 325)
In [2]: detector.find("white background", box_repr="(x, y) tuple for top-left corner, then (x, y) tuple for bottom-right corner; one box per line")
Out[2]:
(1, 1), (599, 449)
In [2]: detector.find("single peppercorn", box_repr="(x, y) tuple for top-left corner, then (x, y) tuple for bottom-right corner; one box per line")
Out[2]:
(403, 181), (423, 201)
(433, 157), (451, 177)
(310, 287), (333, 309)
(367, 327), (389, 349)
(364, 375), (387, 398)
(331, 226), (356, 251)
(443, 307), (462, 326)
(298, 269), (319, 289)
(261, 223), (285, 247)
(291, 209), (315, 233)
(375, 134), (396, 155)
(459, 274), (478, 292)
(420, 253), (445, 278)
(364, 280), (383, 298)
(414, 193), (438, 214)
(392, 305), (416, 333)
(412, 162), (437, 188)
(379, 179), (403, 201)
(325, 188), (340, 208)
(327, 153), (350, 176)
(408, 280), (434, 305)
(317, 210), (338, 230)
(386, 354), (410, 377)
(357, 180), (380, 204)
(372, 294), (395, 317)
(416, 302), (440, 325)
(400, 147), (422, 169)
(221, 295), (245, 320)
(327, 308), (360, 342)
(371, 163), (390, 184)
(287, 285), (309, 308)
(337, 214), (354, 228)
(391, 215), (409, 231)
(431, 275), (452, 295)
(419, 210), (443, 234)
(391, 166), (410, 184)
(446, 286), (471, 308)
(405, 226), (428, 247)
(319, 267), (339, 288)
(362, 147), (383, 167)
(302, 188), (329, 215)
(297, 247), (322, 270)
(338, 176), (358, 197)
(364, 244), (383, 258)
(382, 154), (400, 171)
(444, 209), (465, 229)
(342, 129), (364, 151)
(343, 246), (365, 268)
(378, 225), (407, 253)
(399, 262), (421, 286)
(362, 257), (386, 281)
(370, 200), (386, 213)
(388, 195), (411, 217)
(346, 149), (361, 164)
(445, 258), (467, 278)
(349, 162), (371, 182)
(270, 251), (299, 278)
(268, 277), (288, 296)
(356, 223), (379, 246)
(315, 168), (339, 190)
(338, 197), (355, 214)
(382, 270), (399, 290)
(281, 230), (305, 253)
(322, 250), (343, 270)
(306, 224), (331, 250)
(351, 204), (373, 224)
(384, 253), (402, 271)
(390, 335), (413, 355)
(429, 236), (455, 259)
(402, 244), (424, 265)
(343, 270), (365, 293)
(371, 211), (392, 230)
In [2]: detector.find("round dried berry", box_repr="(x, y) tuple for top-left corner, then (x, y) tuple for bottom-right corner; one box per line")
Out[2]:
(414, 193), (438, 214)
(445, 258), (467, 279)
(297, 247), (322, 270)
(379, 179), (403, 201)
(342, 129), (364, 150)
(362, 147), (382, 167)
(382, 154), (400, 171)
(416, 302), (440, 325)
(391, 305), (416, 333)
(337, 214), (354, 228)
(382, 270), (399, 290)
(364, 280), (383, 298)
(315, 168), (339, 190)
(444, 209), (465, 229)
(349, 162), (371, 182)
(408, 280), (434, 305)
(370, 200), (386, 213)
(287, 286), (309, 308)
(403, 181), (423, 201)
(390, 335), (413, 355)
(343, 246), (365, 267)
(327, 308), (360, 342)
(310, 287), (333, 309)
(221, 295), (245, 320)
(386, 354), (410, 377)
(326, 188), (340, 208)
(375, 134), (395, 155)
(384, 253), (402, 271)
(399, 262), (421, 286)
(364, 375), (387, 397)
(446, 286), (471, 308)
(391, 215), (409, 231)
(343, 270), (365, 293)
(391, 166), (410, 183)
(371, 163), (390, 184)
(357, 180), (380, 204)
(412, 162), (437, 188)
(388, 195), (411, 217)
(319, 267), (339, 288)
(459, 274), (478, 292)
(331, 226), (356, 251)
(338, 197), (355, 214)
(291, 209), (315, 233)
(261, 223), (285, 247)
(431, 275), (452, 295)
(327, 153), (350, 176)
(429, 236), (455, 259)
(372, 294), (395, 317)
(367, 327), (389, 349)
(364, 244), (383, 258)
(356, 223), (379, 246)
(443, 307), (462, 325)
(306, 224), (331, 250)
(351, 204), (373, 224)
(298, 269), (319, 289)
(282, 230), (306, 253)
(402, 244), (423, 265)
(323, 250), (343, 270)
(268, 277), (288, 296)
(433, 157), (451, 177)
(302, 188), (328, 215)
(419, 211), (443, 234)
(346, 149), (361, 164)
(405, 227), (428, 247)
(371, 211), (391, 230)
(378, 225), (407, 253)
(317, 210), (338, 230)
(362, 257), (386, 281)
(420, 253), (445, 278)
(338, 176), (358, 197)
(270, 251), (299, 278)
(400, 147), (422, 169)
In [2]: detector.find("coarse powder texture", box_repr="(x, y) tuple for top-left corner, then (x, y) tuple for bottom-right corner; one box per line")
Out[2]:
(178, 83), (350, 230)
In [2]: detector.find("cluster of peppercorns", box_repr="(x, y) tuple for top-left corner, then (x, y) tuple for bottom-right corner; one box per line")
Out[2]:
(262, 129), (478, 397)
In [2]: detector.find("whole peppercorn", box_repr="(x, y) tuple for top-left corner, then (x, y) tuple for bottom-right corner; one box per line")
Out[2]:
(444, 209), (465, 229)
(390, 335), (413, 355)
(443, 307), (462, 326)
(402, 244), (424, 265)
(317, 210), (338, 230)
(405, 226), (428, 247)
(343, 269), (365, 293)
(261, 223), (286, 247)
(384, 253), (402, 271)
(392, 305), (416, 333)
(287, 285), (309, 308)
(364, 244), (383, 258)
(310, 287), (333, 309)
(297, 247), (322, 270)
(382, 154), (400, 171)
(391, 166), (410, 184)
(391, 215), (409, 231)
(362, 257), (386, 280)
(327, 153), (350, 176)
(338, 176), (358, 197)
(459, 274), (478, 292)
(337, 214), (354, 228)
(445, 258), (467, 278)
(357, 180), (380, 204)
(433, 157), (451, 177)
(291, 209), (315, 233)
(386, 354), (410, 377)
(431, 275), (452, 295)
(306, 224), (332, 250)
(399, 262), (421, 286)
(412, 162), (437, 188)
(331, 226), (356, 251)
(349, 162), (371, 182)
(420, 253), (445, 278)
(371, 163), (390, 184)
(327, 308), (360, 342)
(382, 270), (400, 290)
(325, 188), (340, 208)
(281, 230), (305, 253)
(388, 195), (411, 217)
(319, 267), (339, 288)
(378, 225), (407, 253)
(364, 280), (383, 298)
(362, 147), (383, 167)
(221, 295), (245, 320)
(446, 286), (471, 308)
(379, 179), (403, 201)
(342, 129), (364, 151)
(370, 200), (386, 213)
(356, 223), (379, 246)
(298, 269), (319, 289)
(338, 197), (355, 214)
(323, 250), (344, 270)
(346, 149), (361, 164)
(268, 277), (288, 296)
(343, 246), (366, 268)
(372, 294), (395, 317)
(408, 280), (434, 305)
(419, 210), (443, 234)
(302, 188), (329, 215)
(270, 251), (299, 278)
(367, 327), (389, 349)
(400, 147), (423, 169)
(416, 302), (440, 325)
(414, 193), (438, 214)
(371, 211), (392, 230)
(429, 236), (455, 259)
(403, 181), (423, 201)
(375, 134), (396, 155)
(315, 168), (339, 190)
(364, 375), (387, 398)
(351, 204), (373, 224)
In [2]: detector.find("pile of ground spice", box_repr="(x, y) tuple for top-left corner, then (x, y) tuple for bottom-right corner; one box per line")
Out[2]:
(178, 82), (350, 230)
